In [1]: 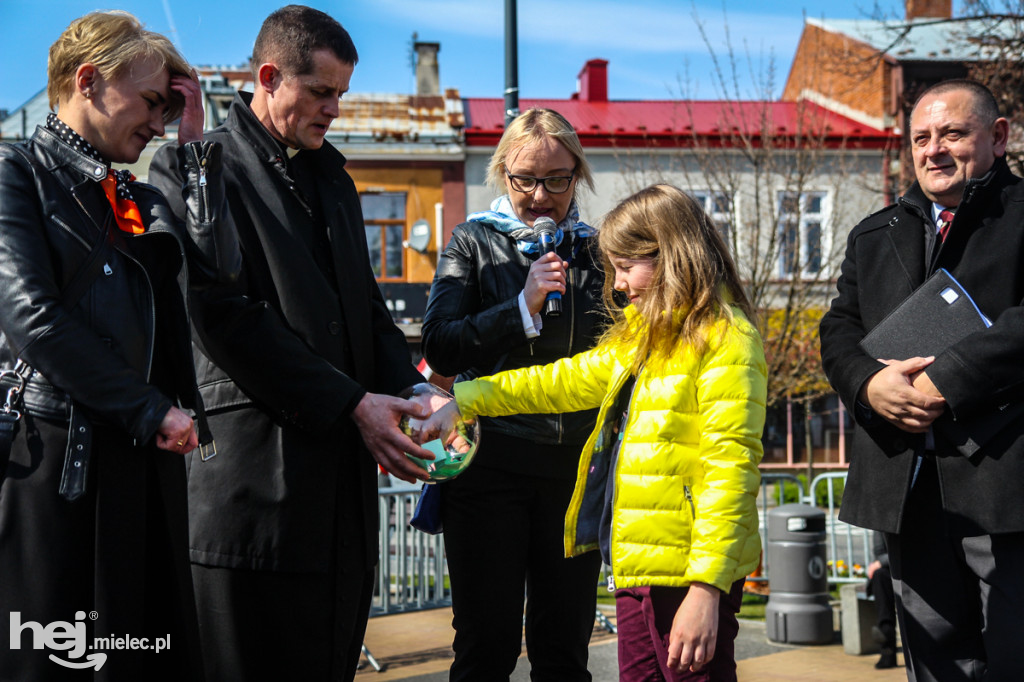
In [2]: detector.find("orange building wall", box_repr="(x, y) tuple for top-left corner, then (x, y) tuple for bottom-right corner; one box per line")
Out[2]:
(906, 0), (952, 19)
(350, 166), (444, 284)
(782, 23), (892, 126)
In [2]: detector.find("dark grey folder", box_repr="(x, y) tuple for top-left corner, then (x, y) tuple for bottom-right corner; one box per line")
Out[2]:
(859, 268), (1024, 456)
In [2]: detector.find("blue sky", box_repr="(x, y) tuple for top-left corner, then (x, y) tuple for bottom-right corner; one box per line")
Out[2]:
(0, 0), (962, 112)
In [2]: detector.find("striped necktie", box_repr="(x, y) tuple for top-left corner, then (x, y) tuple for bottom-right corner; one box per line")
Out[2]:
(938, 208), (955, 242)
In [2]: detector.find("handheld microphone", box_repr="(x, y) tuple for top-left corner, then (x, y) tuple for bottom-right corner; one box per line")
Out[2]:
(534, 217), (562, 317)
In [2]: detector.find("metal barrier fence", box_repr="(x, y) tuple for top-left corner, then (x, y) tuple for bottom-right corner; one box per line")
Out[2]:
(373, 485), (450, 616)
(756, 471), (870, 585)
(371, 470), (868, 619)
(757, 473), (804, 579)
(807, 471), (871, 584)
(364, 472), (869, 671)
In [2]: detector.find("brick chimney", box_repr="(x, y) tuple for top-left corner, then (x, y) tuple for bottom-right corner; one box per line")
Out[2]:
(576, 59), (608, 103)
(906, 0), (952, 19)
(414, 41), (441, 96)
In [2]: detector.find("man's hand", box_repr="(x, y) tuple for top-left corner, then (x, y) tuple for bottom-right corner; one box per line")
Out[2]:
(867, 559), (883, 580)
(667, 582), (721, 673)
(350, 392), (434, 483)
(859, 357), (946, 433)
(910, 367), (942, 399)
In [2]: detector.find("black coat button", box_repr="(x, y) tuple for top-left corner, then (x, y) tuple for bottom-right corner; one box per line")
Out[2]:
(328, 321), (341, 335)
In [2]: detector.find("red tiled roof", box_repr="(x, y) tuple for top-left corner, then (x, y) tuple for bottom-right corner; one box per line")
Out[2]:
(464, 98), (894, 149)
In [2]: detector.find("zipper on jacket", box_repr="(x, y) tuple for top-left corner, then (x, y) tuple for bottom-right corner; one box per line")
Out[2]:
(567, 257), (576, 353)
(187, 143), (210, 224)
(50, 214), (92, 251)
(556, 250), (578, 445)
(67, 183), (158, 379)
(53, 212), (115, 278)
(606, 374), (640, 573)
(133, 220), (212, 452)
(116, 247), (156, 381)
(684, 485), (696, 519)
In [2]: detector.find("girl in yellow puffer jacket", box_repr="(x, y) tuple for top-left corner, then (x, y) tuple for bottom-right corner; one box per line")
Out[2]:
(428, 184), (767, 681)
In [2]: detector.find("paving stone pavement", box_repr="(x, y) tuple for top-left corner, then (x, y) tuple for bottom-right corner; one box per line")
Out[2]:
(356, 605), (908, 681)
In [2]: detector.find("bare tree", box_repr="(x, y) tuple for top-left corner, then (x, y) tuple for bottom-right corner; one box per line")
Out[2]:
(961, 0), (1024, 174)
(611, 9), (885, 411)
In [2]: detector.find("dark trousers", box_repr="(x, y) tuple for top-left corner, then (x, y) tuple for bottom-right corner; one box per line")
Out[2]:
(442, 464), (602, 682)
(191, 563), (374, 681)
(886, 458), (1024, 682)
(0, 419), (202, 681)
(616, 580), (744, 682)
(867, 563), (896, 640)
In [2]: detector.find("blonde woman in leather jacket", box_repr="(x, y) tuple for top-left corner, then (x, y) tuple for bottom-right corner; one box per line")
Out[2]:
(0, 12), (236, 679)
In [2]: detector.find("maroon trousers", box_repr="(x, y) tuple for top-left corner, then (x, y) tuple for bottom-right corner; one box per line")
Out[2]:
(616, 580), (744, 682)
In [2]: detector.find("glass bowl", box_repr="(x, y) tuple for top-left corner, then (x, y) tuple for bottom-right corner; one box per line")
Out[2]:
(399, 383), (480, 482)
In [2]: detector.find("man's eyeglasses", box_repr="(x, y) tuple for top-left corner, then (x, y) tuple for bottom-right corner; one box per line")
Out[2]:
(504, 166), (577, 195)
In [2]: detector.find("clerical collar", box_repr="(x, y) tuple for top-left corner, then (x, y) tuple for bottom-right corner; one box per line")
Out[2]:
(272, 137), (301, 161)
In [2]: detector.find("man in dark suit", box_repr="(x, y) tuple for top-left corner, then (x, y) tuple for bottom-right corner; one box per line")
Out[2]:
(150, 6), (431, 680)
(820, 79), (1024, 680)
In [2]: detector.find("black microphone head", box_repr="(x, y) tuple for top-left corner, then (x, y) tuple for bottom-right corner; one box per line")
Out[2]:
(533, 216), (557, 237)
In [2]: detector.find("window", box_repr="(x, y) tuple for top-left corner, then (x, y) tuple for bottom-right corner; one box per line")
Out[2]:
(689, 191), (733, 247)
(362, 192), (406, 279)
(777, 191), (826, 278)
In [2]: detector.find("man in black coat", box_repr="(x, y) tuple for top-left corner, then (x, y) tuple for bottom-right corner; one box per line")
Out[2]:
(820, 79), (1024, 680)
(150, 6), (431, 680)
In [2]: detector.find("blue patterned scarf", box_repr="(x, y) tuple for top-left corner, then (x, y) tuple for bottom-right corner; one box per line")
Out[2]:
(467, 195), (597, 255)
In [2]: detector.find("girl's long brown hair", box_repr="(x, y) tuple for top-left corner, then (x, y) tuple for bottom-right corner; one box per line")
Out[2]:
(598, 184), (753, 373)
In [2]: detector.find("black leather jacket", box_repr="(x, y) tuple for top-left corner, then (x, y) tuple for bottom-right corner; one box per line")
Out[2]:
(422, 219), (607, 446)
(0, 126), (237, 454)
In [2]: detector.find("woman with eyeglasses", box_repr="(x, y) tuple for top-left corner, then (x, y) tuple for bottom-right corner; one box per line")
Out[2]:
(421, 108), (606, 681)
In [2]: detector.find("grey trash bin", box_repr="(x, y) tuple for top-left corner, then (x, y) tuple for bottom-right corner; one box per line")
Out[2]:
(764, 503), (834, 644)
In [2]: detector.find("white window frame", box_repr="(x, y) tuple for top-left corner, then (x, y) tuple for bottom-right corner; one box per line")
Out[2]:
(688, 190), (734, 250)
(361, 191), (407, 280)
(777, 191), (828, 279)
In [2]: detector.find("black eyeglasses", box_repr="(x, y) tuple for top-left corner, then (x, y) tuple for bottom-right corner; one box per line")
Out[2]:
(504, 166), (577, 194)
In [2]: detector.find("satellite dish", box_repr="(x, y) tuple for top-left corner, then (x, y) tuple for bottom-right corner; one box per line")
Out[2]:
(404, 219), (431, 253)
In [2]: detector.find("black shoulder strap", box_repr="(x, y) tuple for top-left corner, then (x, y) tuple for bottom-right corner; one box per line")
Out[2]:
(1, 143), (117, 500)
(4, 143), (112, 309)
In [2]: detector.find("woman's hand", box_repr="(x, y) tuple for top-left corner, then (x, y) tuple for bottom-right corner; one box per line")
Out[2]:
(155, 406), (198, 454)
(523, 251), (568, 316)
(172, 69), (204, 145)
(667, 582), (721, 673)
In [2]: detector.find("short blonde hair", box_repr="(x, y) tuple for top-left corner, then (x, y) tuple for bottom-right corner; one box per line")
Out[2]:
(485, 108), (595, 197)
(48, 11), (190, 122)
